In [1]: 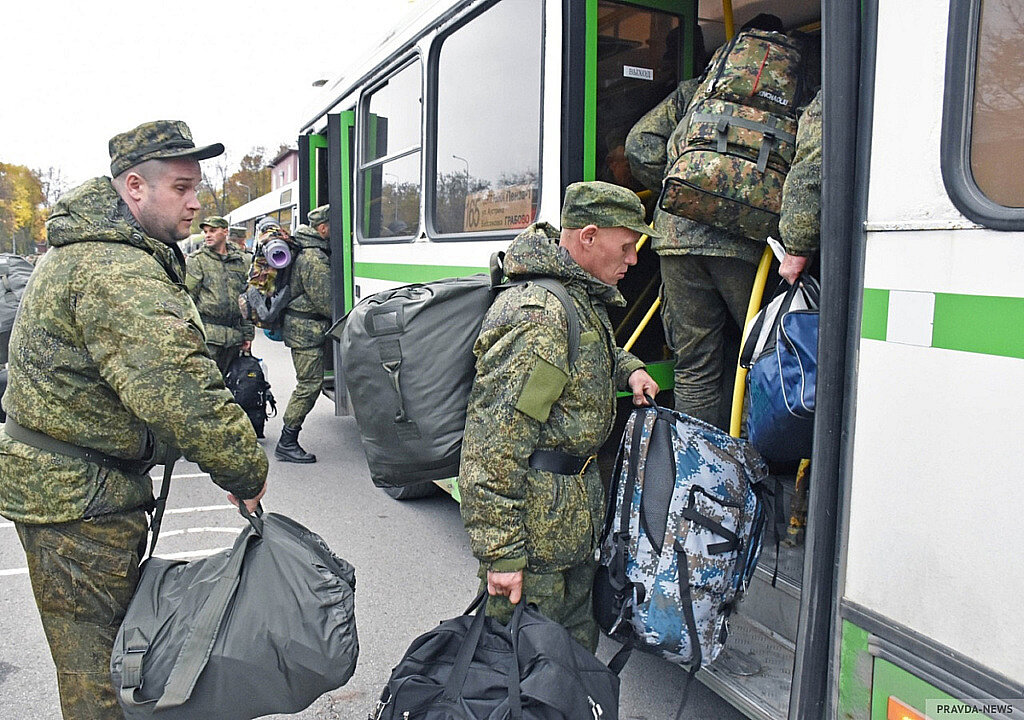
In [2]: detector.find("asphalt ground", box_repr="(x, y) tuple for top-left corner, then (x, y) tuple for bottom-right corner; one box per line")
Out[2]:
(0, 334), (747, 720)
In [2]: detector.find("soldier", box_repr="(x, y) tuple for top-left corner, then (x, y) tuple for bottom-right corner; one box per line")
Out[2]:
(459, 182), (660, 651)
(229, 224), (254, 267)
(0, 120), (269, 720)
(186, 215), (254, 376)
(625, 14), (793, 429)
(275, 204), (332, 463)
(778, 89), (822, 284)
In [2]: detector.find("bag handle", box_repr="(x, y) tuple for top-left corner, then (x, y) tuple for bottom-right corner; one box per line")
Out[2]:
(443, 590), (490, 704)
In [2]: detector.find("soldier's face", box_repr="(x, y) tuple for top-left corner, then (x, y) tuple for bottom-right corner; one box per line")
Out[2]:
(135, 158), (202, 243)
(576, 225), (641, 286)
(203, 225), (228, 250)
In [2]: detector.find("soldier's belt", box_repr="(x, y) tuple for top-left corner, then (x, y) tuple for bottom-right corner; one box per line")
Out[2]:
(5, 417), (155, 476)
(528, 449), (596, 476)
(285, 309), (330, 321)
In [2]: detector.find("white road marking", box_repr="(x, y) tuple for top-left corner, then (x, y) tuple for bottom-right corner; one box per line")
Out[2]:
(157, 547), (232, 560)
(157, 527), (243, 538)
(0, 568), (28, 577)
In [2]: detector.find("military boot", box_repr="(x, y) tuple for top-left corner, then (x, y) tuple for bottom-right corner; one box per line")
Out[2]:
(275, 425), (316, 463)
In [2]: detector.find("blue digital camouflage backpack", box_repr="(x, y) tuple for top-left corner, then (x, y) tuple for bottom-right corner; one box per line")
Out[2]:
(594, 399), (769, 670)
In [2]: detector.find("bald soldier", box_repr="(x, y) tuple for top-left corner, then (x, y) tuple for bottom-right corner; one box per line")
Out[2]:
(186, 215), (254, 376)
(459, 181), (659, 651)
(0, 120), (268, 719)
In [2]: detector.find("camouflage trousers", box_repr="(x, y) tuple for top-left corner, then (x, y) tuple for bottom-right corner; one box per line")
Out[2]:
(480, 560), (599, 653)
(16, 510), (149, 720)
(282, 345), (325, 427)
(659, 253), (757, 430)
(209, 343), (243, 378)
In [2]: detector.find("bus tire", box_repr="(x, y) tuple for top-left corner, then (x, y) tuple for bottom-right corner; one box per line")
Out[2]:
(381, 482), (438, 500)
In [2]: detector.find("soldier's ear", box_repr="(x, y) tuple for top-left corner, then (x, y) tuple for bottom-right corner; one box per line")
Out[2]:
(579, 225), (599, 246)
(122, 171), (147, 202)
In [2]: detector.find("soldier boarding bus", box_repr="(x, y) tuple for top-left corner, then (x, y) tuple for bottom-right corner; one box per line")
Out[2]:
(292, 0), (1024, 718)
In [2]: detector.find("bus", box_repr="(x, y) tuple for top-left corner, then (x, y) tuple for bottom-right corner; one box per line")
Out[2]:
(293, 0), (1024, 718)
(225, 178), (300, 245)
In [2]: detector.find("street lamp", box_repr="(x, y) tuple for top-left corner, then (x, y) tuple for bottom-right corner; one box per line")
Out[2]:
(237, 182), (252, 203)
(452, 154), (470, 185)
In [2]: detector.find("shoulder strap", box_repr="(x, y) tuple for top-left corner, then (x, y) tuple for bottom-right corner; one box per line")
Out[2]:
(527, 277), (580, 368)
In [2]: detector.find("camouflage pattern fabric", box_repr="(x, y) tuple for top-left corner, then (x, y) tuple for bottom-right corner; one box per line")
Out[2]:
(16, 510), (148, 720)
(480, 561), (600, 653)
(459, 222), (645, 581)
(560, 181), (661, 237)
(658, 30), (802, 241)
(185, 244), (254, 350)
(600, 407), (767, 668)
(108, 119), (222, 177)
(282, 345), (325, 428)
(659, 254), (757, 429)
(0, 177), (268, 524)
(626, 79), (764, 265)
(243, 225), (289, 327)
(779, 89), (822, 257)
(282, 225), (332, 350)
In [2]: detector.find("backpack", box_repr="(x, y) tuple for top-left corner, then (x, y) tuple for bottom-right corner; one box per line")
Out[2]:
(333, 253), (579, 489)
(223, 353), (276, 438)
(372, 592), (620, 720)
(659, 30), (803, 241)
(593, 399), (768, 672)
(240, 230), (297, 341)
(0, 253), (35, 365)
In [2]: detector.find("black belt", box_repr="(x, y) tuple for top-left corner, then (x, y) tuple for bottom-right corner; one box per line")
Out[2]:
(5, 417), (155, 476)
(286, 309), (329, 321)
(528, 449), (596, 476)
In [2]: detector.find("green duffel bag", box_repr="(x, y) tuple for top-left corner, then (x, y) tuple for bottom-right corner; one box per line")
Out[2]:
(660, 30), (803, 241)
(110, 484), (358, 720)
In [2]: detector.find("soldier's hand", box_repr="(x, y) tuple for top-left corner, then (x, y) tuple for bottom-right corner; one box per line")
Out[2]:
(487, 570), (523, 604)
(779, 253), (809, 284)
(628, 369), (659, 406)
(228, 480), (267, 514)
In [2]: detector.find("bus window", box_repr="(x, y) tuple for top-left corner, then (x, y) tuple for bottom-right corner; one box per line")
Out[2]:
(359, 59), (422, 240)
(970, 0), (1024, 208)
(595, 2), (684, 189)
(430, 0), (543, 237)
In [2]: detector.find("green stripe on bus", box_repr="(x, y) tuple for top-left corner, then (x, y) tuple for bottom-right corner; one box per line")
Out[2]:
(837, 621), (872, 720)
(861, 288), (889, 341)
(933, 293), (1024, 360)
(354, 262), (486, 283)
(585, 0), (598, 181)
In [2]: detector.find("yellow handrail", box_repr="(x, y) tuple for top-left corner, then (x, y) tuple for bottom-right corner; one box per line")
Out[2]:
(624, 296), (661, 353)
(729, 246), (774, 438)
(723, 0), (736, 40)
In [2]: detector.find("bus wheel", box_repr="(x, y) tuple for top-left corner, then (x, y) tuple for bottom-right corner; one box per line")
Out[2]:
(381, 482), (438, 500)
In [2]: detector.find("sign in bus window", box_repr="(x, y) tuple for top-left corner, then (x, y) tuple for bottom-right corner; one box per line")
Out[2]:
(432, 0), (542, 236)
(970, 0), (1024, 208)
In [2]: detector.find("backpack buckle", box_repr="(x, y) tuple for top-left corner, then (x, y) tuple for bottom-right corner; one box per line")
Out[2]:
(579, 454), (597, 477)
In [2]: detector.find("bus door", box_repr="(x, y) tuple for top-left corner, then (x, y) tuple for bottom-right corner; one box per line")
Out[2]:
(299, 111), (356, 415)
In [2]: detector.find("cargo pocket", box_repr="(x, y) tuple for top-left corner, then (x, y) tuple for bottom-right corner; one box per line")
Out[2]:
(38, 517), (145, 626)
(677, 485), (743, 600)
(524, 471), (592, 573)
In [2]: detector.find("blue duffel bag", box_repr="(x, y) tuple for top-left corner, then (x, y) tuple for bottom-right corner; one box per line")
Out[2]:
(742, 276), (819, 463)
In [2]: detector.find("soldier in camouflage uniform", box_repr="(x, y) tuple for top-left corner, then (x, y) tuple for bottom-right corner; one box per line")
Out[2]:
(186, 215), (254, 376)
(275, 204), (332, 463)
(778, 89), (822, 284)
(625, 14), (793, 429)
(0, 120), (269, 720)
(459, 182), (660, 652)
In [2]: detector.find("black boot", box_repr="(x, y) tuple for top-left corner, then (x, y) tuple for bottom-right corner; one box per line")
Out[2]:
(275, 425), (316, 463)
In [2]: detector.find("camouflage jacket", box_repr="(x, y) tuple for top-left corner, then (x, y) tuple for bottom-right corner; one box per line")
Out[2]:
(282, 225), (332, 349)
(626, 77), (764, 265)
(779, 90), (822, 257)
(185, 244), (254, 347)
(458, 223), (646, 574)
(0, 177), (268, 524)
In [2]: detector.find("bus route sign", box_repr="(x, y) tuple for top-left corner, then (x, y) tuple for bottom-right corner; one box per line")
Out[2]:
(464, 185), (535, 232)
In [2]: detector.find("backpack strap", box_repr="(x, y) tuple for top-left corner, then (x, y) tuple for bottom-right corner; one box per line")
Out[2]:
(527, 277), (580, 368)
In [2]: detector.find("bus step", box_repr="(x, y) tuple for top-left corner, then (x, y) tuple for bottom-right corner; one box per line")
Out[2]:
(738, 551), (803, 644)
(698, 614), (794, 720)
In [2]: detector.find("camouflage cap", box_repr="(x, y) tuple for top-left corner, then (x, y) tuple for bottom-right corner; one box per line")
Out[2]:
(198, 216), (228, 229)
(308, 204), (330, 227)
(228, 225), (247, 239)
(108, 120), (224, 177)
(560, 181), (662, 238)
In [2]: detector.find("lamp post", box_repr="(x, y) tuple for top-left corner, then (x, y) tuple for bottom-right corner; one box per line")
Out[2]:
(452, 154), (470, 187)
(236, 182), (252, 203)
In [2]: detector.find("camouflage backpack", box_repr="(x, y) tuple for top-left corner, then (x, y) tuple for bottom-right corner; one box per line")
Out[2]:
(593, 400), (768, 671)
(240, 225), (296, 341)
(659, 30), (803, 241)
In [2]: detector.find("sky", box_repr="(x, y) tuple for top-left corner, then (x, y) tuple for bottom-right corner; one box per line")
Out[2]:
(1, 0), (424, 188)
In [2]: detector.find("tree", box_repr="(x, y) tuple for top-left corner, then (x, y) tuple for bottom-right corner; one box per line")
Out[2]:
(193, 147), (273, 231)
(0, 163), (46, 255)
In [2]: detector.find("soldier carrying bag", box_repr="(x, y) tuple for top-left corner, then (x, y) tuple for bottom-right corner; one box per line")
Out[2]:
(110, 469), (358, 720)
(659, 30), (803, 241)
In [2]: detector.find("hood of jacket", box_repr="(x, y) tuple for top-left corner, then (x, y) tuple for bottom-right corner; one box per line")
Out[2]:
(502, 222), (625, 308)
(46, 177), (185, 283)
(291, 224), (330, 253)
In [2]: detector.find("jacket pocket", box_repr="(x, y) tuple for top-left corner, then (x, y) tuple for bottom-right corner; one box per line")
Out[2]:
(524, 470), (593, 573)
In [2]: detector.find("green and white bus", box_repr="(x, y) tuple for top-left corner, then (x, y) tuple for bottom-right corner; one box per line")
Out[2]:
(295, 0), (1024, 717)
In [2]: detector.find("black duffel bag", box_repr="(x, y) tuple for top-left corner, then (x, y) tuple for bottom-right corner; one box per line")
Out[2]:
(372, 592), (620, 719)
(110, 485), (358, 720)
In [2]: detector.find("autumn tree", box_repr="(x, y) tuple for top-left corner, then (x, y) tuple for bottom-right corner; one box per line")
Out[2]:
(194, 146), (275, 230)
(0, 163), (46, 255)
